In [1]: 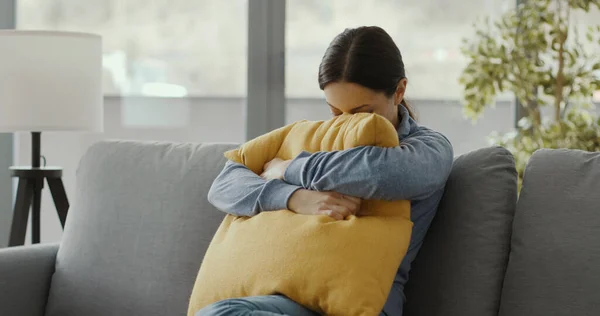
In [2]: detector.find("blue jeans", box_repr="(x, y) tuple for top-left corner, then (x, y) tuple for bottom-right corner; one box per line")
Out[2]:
(195, 295), (319, 316)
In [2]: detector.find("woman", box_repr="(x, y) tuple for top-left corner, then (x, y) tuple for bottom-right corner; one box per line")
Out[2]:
(199, 26), (454, 316)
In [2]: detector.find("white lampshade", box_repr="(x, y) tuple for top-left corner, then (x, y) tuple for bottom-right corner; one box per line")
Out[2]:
(0, 30), (103, 132)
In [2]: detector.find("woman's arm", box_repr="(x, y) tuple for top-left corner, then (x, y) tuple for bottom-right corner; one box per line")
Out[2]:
(283, 127), (454, 201)
(207, 161), (302, 217)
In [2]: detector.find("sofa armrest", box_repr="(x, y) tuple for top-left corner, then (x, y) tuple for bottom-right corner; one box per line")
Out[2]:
(0, 243), (58, 316)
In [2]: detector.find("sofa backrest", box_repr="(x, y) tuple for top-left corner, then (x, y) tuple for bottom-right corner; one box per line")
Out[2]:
(404, 147), (518, 316)
(45, 140), (533, 316)
(45, 141), (236, 316)
(498, 149), (600, 316)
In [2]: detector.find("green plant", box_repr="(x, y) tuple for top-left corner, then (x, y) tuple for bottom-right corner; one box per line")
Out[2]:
(459, 0), (600, 183)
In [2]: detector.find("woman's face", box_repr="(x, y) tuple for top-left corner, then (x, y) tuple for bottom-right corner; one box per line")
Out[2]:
(324, 80), (407, 128)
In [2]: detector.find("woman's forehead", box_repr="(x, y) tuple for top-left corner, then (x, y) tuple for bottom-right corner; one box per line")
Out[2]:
(324, 82), (387, 110)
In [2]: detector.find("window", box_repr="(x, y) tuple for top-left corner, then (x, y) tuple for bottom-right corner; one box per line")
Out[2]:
(15, 0), (248, 243)
(18, 0), (247, 137)
(18, 0), (247, 98)
(285, 0), (515, 154)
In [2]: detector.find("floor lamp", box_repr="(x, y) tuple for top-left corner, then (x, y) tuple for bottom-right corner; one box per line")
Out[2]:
(0, 30), (103, 246)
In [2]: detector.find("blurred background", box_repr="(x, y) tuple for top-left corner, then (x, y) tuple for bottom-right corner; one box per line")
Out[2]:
(1, 0), (599, 245)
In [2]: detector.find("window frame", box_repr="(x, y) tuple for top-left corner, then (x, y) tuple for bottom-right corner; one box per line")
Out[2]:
(0, 0), (16, 247)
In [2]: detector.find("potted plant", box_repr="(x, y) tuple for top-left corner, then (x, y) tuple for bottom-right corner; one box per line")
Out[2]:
(459, 0), (600, 185)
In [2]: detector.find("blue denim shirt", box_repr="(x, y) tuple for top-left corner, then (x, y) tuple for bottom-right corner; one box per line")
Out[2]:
(208, 105), (454, 315)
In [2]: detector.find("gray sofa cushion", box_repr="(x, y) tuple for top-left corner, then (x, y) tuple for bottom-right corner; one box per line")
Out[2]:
(499, 149), (600, 316)
(45, 141), (236, 316)
(404, 146), (518, 316)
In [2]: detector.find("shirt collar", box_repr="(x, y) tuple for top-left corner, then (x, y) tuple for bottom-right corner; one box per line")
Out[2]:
(397, 104), (413, 139)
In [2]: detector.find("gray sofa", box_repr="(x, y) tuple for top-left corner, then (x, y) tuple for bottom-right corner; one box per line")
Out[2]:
(1, 140), (599, 316)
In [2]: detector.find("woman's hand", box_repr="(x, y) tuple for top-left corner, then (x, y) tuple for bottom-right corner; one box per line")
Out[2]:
(288, 189), (361, 221)
(261, 158), (292, 180)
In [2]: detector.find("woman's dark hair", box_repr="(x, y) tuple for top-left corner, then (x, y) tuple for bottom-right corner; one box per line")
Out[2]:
(318, 26), (416, 119)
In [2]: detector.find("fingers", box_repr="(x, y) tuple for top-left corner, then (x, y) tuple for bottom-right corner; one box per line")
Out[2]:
(329, 198), (359, 216)
(318, 210), (344, 221)
(261, 158), (286, 180)
(263, 158), (282, 170)
(337, 195), (361, 214)
(311, 191), (362, 221)
(318, 202), (359, 220)
(322, 193), (361, 215)
(342, 195), (361, 204)
(324, 192), (360, 205)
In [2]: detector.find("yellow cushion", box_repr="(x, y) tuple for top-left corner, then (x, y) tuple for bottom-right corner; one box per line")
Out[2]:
(188, 113), (413, 316)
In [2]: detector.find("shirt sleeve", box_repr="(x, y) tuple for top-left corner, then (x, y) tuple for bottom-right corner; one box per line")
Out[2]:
(207, 160), (302, 217)
(283, 126), (454, 201)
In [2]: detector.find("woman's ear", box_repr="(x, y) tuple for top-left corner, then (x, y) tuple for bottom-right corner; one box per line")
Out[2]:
(394, 78), (408, 105)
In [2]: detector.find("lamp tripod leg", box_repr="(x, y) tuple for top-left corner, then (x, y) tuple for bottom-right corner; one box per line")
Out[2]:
(47, 178), (69, 228)
(8, 178), (34, 247)
(31, 179), (42, 244)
